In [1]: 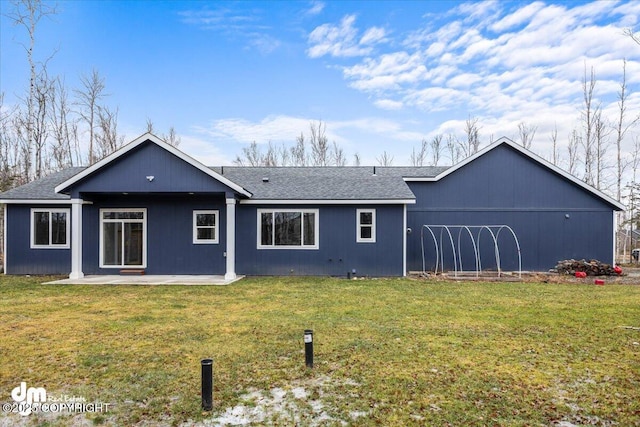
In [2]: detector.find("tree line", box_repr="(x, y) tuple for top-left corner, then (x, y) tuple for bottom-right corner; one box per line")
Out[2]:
(0, 0), (179, 193)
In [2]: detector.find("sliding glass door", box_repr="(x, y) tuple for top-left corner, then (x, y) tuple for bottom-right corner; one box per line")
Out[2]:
(100, 209), (146, 268)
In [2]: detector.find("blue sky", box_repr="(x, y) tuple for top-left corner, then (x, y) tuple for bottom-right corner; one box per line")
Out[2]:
(1, 0), (640, 170)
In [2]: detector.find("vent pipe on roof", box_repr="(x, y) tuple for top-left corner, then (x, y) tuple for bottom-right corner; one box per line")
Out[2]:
(221, 166), (224, 175)
(373, 166), (377, 176)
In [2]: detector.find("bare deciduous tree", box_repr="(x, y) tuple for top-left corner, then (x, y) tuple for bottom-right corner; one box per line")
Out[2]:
(234, 141), (263, 166)
(615, 59), (638, 201)
(309, 120), (329, 166)
(49, 77), (79, 169)
(517, 121), (537, 150)
(31, 70), (53, 178)
(263, 142), (278, 166)
(146, 120), (181, 147)
(330, 141), (346, 166)
(623, 27), (640, 45)
(163, 126), (181, 147)
(376, 151), (394, 166)
(0, 93), (19, 191)
(430, 134), (443, 166)
(145, 118), (155, 134)
(95, 105), (123, 160)
(567, 129), (581, 175)
(75, 69), (106, 165)
(594, 110), (611, 191)
(581, 64), (600, 186)
(409, 139), (428, 166)
(460, 115), (481, 157)
(353, 153), (361, 166)
(445, 133), (460, 164)
(291, 133), (307, 166)
(550, 124), (559, 166)
(6, 0), (57, 182)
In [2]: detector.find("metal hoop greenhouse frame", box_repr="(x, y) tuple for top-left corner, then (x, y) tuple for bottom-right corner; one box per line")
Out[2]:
(420, 225), (522, 278)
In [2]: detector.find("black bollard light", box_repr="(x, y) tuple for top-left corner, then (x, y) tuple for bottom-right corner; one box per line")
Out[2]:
(304, 329), (314, 368)
(201, 358), (213, 411)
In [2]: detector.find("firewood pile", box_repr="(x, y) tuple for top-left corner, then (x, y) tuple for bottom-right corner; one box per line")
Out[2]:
(554, 259), (617, 276)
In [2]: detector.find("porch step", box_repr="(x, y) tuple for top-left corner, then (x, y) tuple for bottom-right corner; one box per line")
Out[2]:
(120, 269), (146, 275)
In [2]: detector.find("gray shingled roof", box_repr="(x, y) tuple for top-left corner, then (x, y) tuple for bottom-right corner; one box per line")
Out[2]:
(0, 165), (449, 201)
(0, 167), (86, 200)
(374, 166), (450, 177)
(218, 167), (419, 200)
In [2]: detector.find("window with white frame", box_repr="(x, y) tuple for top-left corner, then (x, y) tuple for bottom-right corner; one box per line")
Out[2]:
(193, 210), (219, 244)
(257, 209), (318, 249)
(356, 209), (376, 243)
(31, 208), (70, 248)
(100, 209), (146, 268)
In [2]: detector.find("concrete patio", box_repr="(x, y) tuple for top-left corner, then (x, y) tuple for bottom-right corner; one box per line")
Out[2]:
(44, 275), (244, 285)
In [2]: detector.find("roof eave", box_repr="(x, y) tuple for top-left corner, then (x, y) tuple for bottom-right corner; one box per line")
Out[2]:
(240, 199), (416, 205)
(0, 198), (71, 204)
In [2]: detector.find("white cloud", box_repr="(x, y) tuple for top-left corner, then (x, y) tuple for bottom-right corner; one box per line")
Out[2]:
(198, 115), (315, 144)
(447, 72), (482, 88)
(360, 27), (387, 45)
(247, 34), (281, 55)
(306, 1), (325, 16)
(374, 99), (404, 110)
(179, 135), (234, 166)
(178, 6), (281, 54)
(343, 51), (427, 91)
(307, 15), (387, 58)
(490, 1), (546, 32)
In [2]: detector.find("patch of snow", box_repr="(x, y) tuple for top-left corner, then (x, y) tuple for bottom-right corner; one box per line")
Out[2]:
(197, 375), (364, 427)
(291, 387), (307, 399)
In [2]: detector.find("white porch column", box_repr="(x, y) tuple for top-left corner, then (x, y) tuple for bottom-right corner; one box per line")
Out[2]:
(403, 204), (407, 277)
(225, 198), (237, 280)
(70, 198), (84, 279)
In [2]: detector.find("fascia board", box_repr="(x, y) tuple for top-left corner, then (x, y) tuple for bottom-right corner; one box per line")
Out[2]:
(240, 199), (416, 205)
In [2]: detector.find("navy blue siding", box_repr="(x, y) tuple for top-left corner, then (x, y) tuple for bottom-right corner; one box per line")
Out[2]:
(407, 145), (614, 272)
(81, 195), (226, 274)
(68, 141), (235, 196)
(5, 205), (71, 274)
(236, 204), (404, 276)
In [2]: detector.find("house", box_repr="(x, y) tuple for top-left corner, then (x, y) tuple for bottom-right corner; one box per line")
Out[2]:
(0, 133), (624, 278)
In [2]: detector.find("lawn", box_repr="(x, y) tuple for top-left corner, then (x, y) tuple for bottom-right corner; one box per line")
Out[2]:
(0, 276), (639, 426)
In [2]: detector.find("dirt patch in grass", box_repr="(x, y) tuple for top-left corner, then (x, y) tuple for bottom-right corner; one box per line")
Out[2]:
(412, 268), (640, 285)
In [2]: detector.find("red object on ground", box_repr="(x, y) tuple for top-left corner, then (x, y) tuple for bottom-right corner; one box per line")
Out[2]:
(575, 271), (587, 278)
(614, 266), (623, 275)
(595, 279), (605, 285)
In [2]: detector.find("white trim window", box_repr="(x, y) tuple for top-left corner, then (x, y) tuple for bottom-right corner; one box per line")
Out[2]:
(257, 209), (319, 249)
(30, 208), (70, 249)
(100, 209), (147, 268)
(193, 210), (219, 244)
(357, 209), (376, 243)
